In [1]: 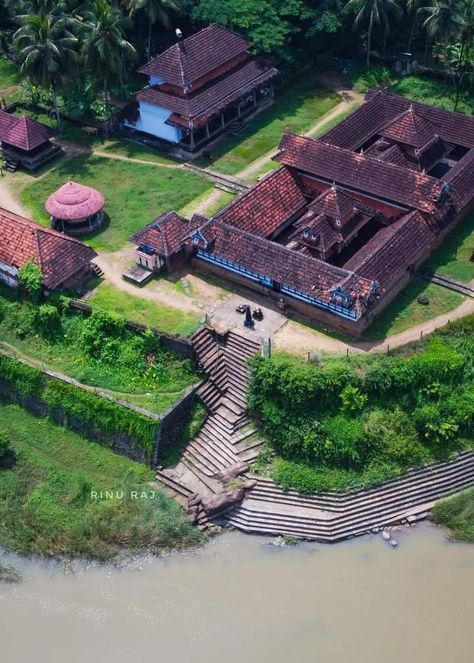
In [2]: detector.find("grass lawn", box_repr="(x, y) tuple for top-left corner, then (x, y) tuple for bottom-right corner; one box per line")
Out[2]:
(423, 212), (474, 283)
(89, 282), (201, 337)
(0, 403), (199, 559)
(391, 76), (473, 115)
(18, 153), (212, 252)
(362, 281), (465, 341)
(432, 488), (474, 542)
(0, 57), (20, 105)
(196, 78), (339, 175)
(99, 139), (179, 166)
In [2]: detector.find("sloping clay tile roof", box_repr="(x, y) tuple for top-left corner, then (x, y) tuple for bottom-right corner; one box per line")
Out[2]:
(381, 106), (438, 148)
(0, 111), (54, 151)
(45, 181), (105, 220)
(214, 167), (307, 237)
(138, 25), (250, 86)
(274, 133), (444, 213)
(0, 206), (97, 290)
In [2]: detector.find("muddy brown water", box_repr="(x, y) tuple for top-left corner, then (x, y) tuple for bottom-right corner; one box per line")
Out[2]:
(0, 524), (473, 663)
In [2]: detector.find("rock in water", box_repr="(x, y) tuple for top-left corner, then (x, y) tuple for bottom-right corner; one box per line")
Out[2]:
(381, 530), (391, 541)
(390, 539), (398, 548)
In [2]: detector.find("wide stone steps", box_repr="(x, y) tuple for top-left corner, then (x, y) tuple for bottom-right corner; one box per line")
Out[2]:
(249, 452), (474, 510)
(155, 469), (193, 499)
(247, 462), (474, 530)
(226, 452), (474, 540)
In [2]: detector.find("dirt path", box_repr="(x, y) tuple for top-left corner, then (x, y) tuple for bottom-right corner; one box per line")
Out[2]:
(275, 293), (474, 356)
(0, 174), (28, 216)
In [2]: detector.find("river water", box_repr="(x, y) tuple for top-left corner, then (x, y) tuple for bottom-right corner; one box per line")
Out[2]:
(0, 523), (473, 663)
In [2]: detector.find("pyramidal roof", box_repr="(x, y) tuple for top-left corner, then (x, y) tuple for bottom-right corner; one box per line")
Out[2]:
(309, 186), (357, 224)
(0, 112), (54, 151)
(381, 105), (438, 149)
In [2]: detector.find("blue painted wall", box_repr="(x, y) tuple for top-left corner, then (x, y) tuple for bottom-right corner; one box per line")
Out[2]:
(124, 100), (183, 143)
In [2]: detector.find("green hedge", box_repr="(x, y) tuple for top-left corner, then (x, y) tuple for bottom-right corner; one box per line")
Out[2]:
(0, 355), (43, 396)
(43, 381), (157, 460)
(0, 356), (158, 461)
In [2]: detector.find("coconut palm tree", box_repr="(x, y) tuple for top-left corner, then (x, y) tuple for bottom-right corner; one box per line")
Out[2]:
(421, 0), (464, 44)
(13, 10), (78, 121)
(81, 0), (135, 107)
(127, 0), (180, 59)
(346, 0), (402, 67)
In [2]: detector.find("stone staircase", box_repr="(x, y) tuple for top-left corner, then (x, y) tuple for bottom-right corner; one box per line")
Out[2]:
(155, 325), (474, 541)
(227, 451), (474, 541)
(155, 327), (264, 507)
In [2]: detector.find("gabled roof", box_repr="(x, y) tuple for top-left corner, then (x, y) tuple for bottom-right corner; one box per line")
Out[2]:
(138, 58), (277, 126)
(380, 105), (438, 149)
(0, 207), (97, 290)
(274, 133), (446, 213)
(444, 148), (474, 209)
(344, 210), (435, 291)
(130, 211), (203, 257)
(0, 111), (54, 151)
(214, 167), (307, 238)
(138, 25), (250, 86)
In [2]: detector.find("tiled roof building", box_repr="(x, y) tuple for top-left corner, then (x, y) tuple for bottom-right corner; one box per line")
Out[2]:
(0, 111), (62, 171)
(124, 25), (277, 156)
(0, 207), (97, 290)
(130, 90), (474, 334)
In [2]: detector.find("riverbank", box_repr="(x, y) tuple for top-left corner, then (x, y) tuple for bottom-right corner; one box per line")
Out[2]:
(432, 488), (474, 542)
(0, 525), (473, 663)
(0, 403), (201, 561)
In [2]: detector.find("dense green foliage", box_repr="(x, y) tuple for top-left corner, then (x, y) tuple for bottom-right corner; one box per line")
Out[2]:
(432, 488), (474, 541)
(0, 287), (197, 413)
(17, 260), (43, 300)
(249, 317), (474, 492)
(0, 403), (200, 559)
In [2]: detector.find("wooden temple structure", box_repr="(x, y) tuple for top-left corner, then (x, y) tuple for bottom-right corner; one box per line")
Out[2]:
(129, 89), (474, 335)
(123, 24), (277, 157)
(0, 110), (62, 172)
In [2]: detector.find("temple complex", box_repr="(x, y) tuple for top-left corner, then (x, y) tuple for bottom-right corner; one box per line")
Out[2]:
(0, 111), (62, 171)
(0, 207), (97, 290)
(130, 89), (474, 335)
(123, 24), (277, 156)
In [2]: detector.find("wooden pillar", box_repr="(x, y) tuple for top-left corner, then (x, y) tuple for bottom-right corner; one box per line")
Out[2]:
(237, 104), (241, 119)
(205, 123), (210, 139)
(190, 130), (195, 149)
(252, 88), (257, 107)
(221, 113), (225, 128)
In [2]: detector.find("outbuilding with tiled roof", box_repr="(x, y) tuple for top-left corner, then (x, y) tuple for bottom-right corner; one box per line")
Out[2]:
(0, 206), (97, 290)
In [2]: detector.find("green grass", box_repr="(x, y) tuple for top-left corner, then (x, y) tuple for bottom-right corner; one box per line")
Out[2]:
(314, 102), (362, 137)
(89, 282), (201, 337)
(391, 76), (473, 115)
(432, 488), (474, 542)
(423, 212), (474, 283)
(196, 78), (339, 175)
(18, 153), (212, 252)
(0, 403), (200, 559)
(99, 139), (179, 166)
(362, 281), (465, 342)
(0, 57), (20, 105)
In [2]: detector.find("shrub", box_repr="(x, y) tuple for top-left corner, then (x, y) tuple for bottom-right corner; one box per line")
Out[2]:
(18, 260), (42, 300)
(323, 415), (367, 468)
(340, 385), (368, 415)
(80, 310), (126, 358)
(349, 65), (391, 93)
